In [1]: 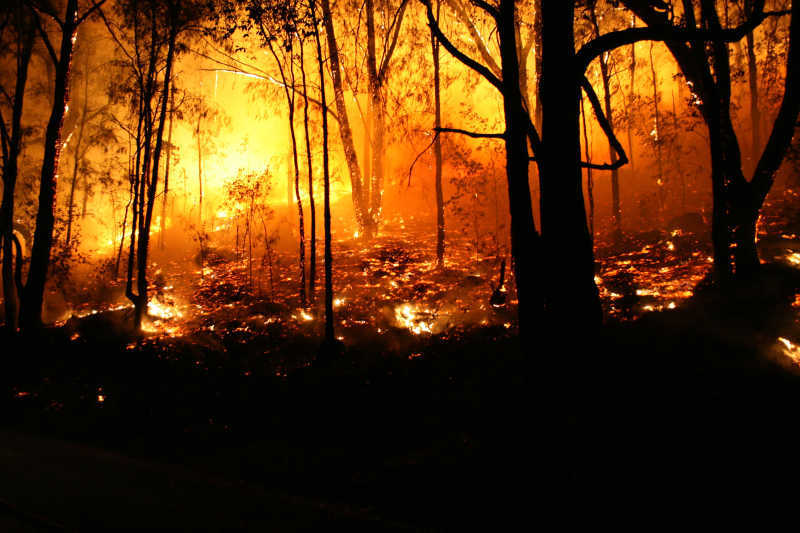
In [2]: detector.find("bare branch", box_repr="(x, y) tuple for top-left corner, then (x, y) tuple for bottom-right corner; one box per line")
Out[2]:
(444, 0), (501, 77)
(576, 0), (783, 72)
(468, 0), (499, 20)
(435, 126), (505, 139)
(26, 0), (63, 28)
(29, 8), (58, 65)
(421, 0), (502, 91)
(378, 0), (409, 80)
(580, 76), (629, 171)
(77, 0), (107, 26)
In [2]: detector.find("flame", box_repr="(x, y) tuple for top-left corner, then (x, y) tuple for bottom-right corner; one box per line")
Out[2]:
(147, 299), (182, 320)
(394, 303), (434, 335)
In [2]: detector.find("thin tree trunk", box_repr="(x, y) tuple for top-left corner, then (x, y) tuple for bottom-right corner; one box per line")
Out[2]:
(196, 115), (203, 224)
(649, 42), (665, 214)
(365, 0), (383, 237)
(313, 4), (334, 344)
(581, 96), (594, 237)
(431, 0), (445, 266)
(134, 19), (176, 330)
(66, 56), (90, 248)
(745, 0), (761, 162)
(160, 87), (174, 249)
(300, 43), (317, 302)
(267, 39), (306, 306)
(588, 3), (620, 239)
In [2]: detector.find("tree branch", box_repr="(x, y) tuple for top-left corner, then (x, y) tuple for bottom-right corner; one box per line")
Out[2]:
(421, 0), (502, 91)
(580, 76), (628, 171)
(576, 0), (782, 72)
(444, 0), (501, 78)
(435, 126), (505, 139)
(468, 0), (499, 20)
(77, 0), (108, 26)
(378, 0), (408, 80)
(29, 8), (58, 65)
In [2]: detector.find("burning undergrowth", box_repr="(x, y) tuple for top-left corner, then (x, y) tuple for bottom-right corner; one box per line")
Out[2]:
(27, 188), (800, 377)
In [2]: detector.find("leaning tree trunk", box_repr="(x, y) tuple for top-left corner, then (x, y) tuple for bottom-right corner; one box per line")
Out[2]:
(20, 0), (79, 332)
(320, 0), (368, 233)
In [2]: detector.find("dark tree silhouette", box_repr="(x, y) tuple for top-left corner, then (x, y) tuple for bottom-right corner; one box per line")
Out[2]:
(19, 0), (107, 332)
(622, 0), (798, 279)
(0, 1), (35, 332)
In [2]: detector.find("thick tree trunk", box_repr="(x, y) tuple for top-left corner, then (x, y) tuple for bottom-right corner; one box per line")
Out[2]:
(497, 0), (543, 333)
(539, 1), (601, 327)
(734, 0), (800, 276)
(20, 0), (79, 332)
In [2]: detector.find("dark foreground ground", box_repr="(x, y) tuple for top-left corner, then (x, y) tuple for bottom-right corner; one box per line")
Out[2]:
(4, 262), (800, 529)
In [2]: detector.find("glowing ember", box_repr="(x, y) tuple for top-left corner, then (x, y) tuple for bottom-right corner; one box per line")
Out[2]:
(778, 337), (800, 365)
(786, 252), (800, 266)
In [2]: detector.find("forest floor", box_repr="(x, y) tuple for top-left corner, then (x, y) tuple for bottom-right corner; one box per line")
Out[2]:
(4, 190), (800, 527)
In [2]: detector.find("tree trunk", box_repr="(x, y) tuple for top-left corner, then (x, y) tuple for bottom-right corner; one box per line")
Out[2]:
(588, 1), (620, 240)
(312, 6), (334, 344)
(320, 0), (367, 233)
(649, 42), (665, 214)
(1, 8), (34, 332)
(20, 0), (79, 332)
(365, 0), (383, 237)
(135, 23), (176, 329)
(267, 39), (307, 306)
(431, 0), (445, 266)
(300, 43), (317, 302)
(539, 1), (601, 327)
(745, 0), (761, 161)
(734, 0), (800, 276)
(66, 56), (90, 248)
(497, 0), (543, 333)
(160, 87), (174, 250)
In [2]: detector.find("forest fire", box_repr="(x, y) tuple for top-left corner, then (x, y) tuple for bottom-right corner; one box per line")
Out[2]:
(3, 0), (800, 528)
